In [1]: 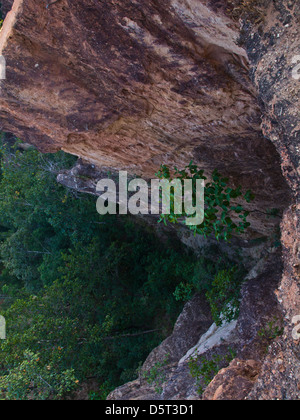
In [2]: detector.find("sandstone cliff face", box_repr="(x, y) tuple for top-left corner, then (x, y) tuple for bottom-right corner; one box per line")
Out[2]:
(0, 0), (289, 238)
(241, 0), (300, 400)
(0, 0), (299, 400)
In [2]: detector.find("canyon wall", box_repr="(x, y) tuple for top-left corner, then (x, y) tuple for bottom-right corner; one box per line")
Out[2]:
(241, 0), (300, 399)
(0, 0), (299, 399)
(0, 0), (290, 238)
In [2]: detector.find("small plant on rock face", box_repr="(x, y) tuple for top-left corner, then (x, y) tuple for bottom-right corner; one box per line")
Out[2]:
(257, 317), (284, 354)
(173, 245), (246, 310)
(189, 349), (236, 395)
(156, 161), (254, 242)
(189, 355), (222, 395)
(173, 281), (194, 302)
(206, 267), (243, 326)
(258, 317), (284, 342)
(142, 354), (170, 395)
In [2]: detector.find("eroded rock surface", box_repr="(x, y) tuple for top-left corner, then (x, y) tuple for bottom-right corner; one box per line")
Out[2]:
(202, 359), (262, 401)
(0, 0), (299, 401)
(108, 250), (284, 400)
(0, 0), (290, 238)
(240, 0), (300, 400)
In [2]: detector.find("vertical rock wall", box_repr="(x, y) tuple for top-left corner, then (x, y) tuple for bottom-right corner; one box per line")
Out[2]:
(0, 0), (299, 400)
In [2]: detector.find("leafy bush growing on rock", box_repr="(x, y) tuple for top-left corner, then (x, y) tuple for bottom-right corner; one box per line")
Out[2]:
(142, 354), (170, 395)
(188, 349), (236, 395)
(206, 267), (244, 326)
(173, 245), (246, 325)
(156, 161), (254, 242)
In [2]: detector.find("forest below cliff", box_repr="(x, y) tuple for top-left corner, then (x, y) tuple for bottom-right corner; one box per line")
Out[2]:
(0, 135), (246, 400)
(0, 135), (250, 400)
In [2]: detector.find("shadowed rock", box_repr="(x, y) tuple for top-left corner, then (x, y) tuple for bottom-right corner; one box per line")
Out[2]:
(0, 0), (290, 238)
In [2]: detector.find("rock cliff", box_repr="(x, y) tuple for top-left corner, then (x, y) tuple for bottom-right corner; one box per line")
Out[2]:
(240, 0), (300, 400)
(0, 0), (299, 400)
(0, 0), (290, 237)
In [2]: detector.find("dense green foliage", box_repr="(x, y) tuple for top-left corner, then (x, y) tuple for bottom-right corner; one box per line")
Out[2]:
(206, 268), (243, 326)
(156, 162), (254, 241)
(0, 139), (247, 400)
(0, 350), (78, 400)
(173, 247), (245, 326)
(0, 140), (198, 399)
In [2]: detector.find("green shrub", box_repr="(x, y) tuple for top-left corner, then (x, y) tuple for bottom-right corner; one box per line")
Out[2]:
(88, 382), (114, 400)
(188, 349), (236, 395)
(156, 161), (254, 242)
(174, 246), (246, 316)
(173, 282), (194, 302)
(206, 268), (243, 326)
(258, 317), (284, 341)
(142, 354), (170, 395)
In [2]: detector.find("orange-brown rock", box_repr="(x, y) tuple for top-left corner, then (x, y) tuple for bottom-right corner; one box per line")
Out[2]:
(0, 0), (290, 237)
(0, 0), (299, 401)
(202, 359), (262, 400)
